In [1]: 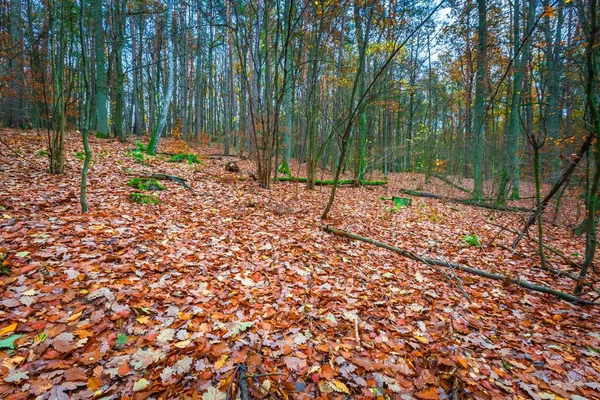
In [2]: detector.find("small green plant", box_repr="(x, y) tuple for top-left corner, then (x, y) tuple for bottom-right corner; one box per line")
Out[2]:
(130, 192), (161, 205)
(115, 333), (128, 348)
(125, 140), (149, 163)
(278, 160), (291, 176)
(126, 149), (146, 163)
(463, 234), (480, 247)
(127, 177), (165, 191)
(0, 252), (9, 276)
(167, 153), (202, 164)
(75, 151), (86, 161)
(387, 205), (402, 214)
(134, 140), (146, 152)
(36, 149), (48, 157)
(393, 197), (411, 207)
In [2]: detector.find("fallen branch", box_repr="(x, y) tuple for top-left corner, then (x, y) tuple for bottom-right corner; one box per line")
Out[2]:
(322, 225), (595, 305)
(279, 176), (388, 186)
(400, 189), (531, 213)
(150, 173), (195, 191)
(495, 242), (599, 296)
(432, 173), (471, 194)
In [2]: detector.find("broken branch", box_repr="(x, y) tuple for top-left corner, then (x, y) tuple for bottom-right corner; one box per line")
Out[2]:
(322, 225), (595, 305)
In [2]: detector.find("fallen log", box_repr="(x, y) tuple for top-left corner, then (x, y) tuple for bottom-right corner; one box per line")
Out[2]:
(432, 173), (472, 194)
(278, 176), (388, 186)
(150, 174), (195, 191)
(322, 225), (595, 305)
(400, 189), (531, 213)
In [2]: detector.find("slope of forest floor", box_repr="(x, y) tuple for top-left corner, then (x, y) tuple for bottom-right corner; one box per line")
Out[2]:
(0, 129), (599, 400)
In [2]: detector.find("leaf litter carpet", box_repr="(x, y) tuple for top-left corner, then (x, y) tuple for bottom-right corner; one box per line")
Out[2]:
(0, 130), (599, 399)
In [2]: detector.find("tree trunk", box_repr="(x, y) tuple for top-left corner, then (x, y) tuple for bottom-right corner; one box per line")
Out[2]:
(472, 0), (487, 200)
(576, 0), (599, 295)
(147, 0), (175, 155)
(93, 0), (108, 138)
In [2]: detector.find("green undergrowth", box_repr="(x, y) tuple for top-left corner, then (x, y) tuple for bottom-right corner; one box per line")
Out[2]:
(463, 234), (480, 247)
(126, 140), (149, 163)
(387, 197), (411, 213)
(127, 177), (165, 191)
(278, 160), (291, 176)
(167, 154), (202, 164)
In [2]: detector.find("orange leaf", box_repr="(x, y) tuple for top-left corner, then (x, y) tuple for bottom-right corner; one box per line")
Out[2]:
(117, 363), (131, 376)
(456, 355), (469, 369)
(415, 387), (439, 400)
(88, 377), (102, 391)
(321, 364), (336, 380)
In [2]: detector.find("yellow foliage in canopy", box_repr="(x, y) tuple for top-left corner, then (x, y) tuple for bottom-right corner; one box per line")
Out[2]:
(366, 41), (407, 59)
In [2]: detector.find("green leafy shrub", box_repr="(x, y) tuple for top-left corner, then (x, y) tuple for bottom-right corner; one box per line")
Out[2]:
(167, 153), (202, 164)
(130, 192), (161, 204)
(75, 151), (86, 161)
(36, 149), (48, 157)
(134, 140), (146, 152)
(278, 160), (291, 176)
(127, 178), (165, 191)
(463, 234), (480, 247)
(393, 197), (411, 207)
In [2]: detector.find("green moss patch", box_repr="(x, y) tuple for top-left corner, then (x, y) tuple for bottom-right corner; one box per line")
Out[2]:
(167, 154), (202, 164)
(130, 192), (161, 205)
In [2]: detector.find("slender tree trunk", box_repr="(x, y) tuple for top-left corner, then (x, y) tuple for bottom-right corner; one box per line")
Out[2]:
(147, 0), (175, 155)
(576, 0), (599, 295)
(6, 0), (25, 128)
(533, 145), (547, 269)
(194, 0), (203, 140)
(113, 0), (126, 142)
(79, 0), (92, 212)
(472, 0), (487, 200)
(93, 0), (108, 138)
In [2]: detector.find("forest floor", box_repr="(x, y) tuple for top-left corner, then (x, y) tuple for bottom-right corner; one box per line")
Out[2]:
(1, 129), (599, 400)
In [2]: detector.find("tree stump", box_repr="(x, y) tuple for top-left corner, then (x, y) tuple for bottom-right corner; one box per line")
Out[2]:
(225, 161), (240, 173)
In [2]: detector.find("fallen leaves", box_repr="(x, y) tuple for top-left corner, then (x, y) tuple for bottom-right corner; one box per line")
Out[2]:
(0, 131), (598, 399)
(202, 386), (226, 400)
(133, 378), (150, 391)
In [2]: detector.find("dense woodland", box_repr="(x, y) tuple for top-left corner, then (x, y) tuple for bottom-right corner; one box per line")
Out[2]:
(0, 0), (600, 398)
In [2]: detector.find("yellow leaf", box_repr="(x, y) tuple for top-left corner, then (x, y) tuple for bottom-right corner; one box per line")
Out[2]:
(136, 316), (150, 325)
(214, 354), (228, 369)
(413, 333), (429, 344)
(174, 339), (192, 349)
(68, 311), (83, 322)
(456, 355), (469, 369)
(0, 323), (17, 337)
(331, 380), (350, 394)
(178, 312), (193, 321)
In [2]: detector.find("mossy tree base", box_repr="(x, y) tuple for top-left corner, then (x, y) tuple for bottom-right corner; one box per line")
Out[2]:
(278, 176), (388, 186)
(130, 192), (161, 204)
(127, 177), (165, 191)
